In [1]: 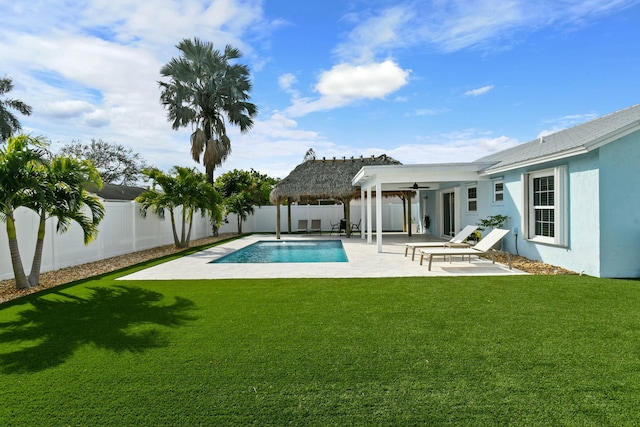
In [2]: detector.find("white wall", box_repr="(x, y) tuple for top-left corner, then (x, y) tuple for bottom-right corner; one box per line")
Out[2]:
(1, 202), (416, 280)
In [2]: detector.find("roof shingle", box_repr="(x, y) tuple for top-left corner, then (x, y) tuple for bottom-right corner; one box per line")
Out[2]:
(476, 104), (640, 172)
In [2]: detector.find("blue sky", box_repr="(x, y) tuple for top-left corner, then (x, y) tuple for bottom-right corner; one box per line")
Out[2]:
(2, 0), (640, 179)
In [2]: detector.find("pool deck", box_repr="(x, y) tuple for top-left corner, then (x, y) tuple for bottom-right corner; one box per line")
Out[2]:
(119, 233), (526, 280)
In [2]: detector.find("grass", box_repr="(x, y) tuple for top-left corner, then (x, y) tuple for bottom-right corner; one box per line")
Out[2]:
(1, 263), (640, 425)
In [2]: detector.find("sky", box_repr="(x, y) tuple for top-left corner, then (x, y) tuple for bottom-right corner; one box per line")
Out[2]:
(2, 0), (640, 180)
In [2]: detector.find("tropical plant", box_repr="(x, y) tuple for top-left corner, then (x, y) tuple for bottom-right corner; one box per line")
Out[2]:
(0, 76), (32, 142)
(159, 38), (258, 183)
(0, 135), (47, 288)
(465, 229), (483, 243)
(57, 139), (149, 185)
(137, 166), (222, 248)
(223, 192), (254, 234)
(24, 156), (105, 286)
(477, 214), (510, 231)
(215, 168), (278, 206)
(0, 135), (104, 289)
(215, 169), (278, 233)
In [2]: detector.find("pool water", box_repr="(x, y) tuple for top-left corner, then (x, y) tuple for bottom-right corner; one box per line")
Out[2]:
(211, 240), (348, 263)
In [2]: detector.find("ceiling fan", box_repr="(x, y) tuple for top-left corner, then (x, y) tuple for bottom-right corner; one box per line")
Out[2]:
(400, 182), (430, 190)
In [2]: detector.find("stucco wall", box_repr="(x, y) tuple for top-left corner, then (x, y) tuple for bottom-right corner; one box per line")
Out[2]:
(598, 132), (640, 278)
(487, 151), (602, 276)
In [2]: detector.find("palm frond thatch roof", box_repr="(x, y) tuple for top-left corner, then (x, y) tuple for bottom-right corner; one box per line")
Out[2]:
(270, 154), (402, 203)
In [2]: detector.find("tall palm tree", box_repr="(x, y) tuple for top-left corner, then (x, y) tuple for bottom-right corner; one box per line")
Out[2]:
(159, 38), (258, 183)
(24, 156), (105, 286)
(0, 77), (32, 142)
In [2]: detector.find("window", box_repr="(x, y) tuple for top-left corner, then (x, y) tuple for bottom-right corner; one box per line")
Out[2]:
(493, 180), (504, 202)
(467, 186), (477, 212)
(522, 167), (567, 246)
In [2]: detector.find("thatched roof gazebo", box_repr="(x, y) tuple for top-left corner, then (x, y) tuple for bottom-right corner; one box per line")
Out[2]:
(270, 154), (402, 238)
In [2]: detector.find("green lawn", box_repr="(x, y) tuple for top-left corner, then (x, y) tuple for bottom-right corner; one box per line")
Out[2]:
(1, 259), (640, 425)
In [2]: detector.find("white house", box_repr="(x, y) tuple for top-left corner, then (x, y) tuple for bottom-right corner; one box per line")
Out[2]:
(353, 104), (640, 278)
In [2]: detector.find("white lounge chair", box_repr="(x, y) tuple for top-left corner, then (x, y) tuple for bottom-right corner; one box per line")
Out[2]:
(297, 219), (308, 233)
(310, 219), (321, 234)
(418, 228), (511, 271)
(404, 225), (479, 261)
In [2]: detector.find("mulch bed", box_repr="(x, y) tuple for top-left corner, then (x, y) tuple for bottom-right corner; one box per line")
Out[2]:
(0, 234), (237, 304)
(1, 235), (575, 304)
(484, 252), (576, 275)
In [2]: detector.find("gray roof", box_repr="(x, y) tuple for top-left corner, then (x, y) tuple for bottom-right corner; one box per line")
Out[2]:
(476, 104), (640, 173)
(89, 183), (146, 201)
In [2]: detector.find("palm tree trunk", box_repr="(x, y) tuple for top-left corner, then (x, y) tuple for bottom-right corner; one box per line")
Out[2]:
(180, 207), (188, 247)
(185, 208), (194, 246)
(6, 213), (29, 289)
(206, 164), (215, 185)
(28, 212), (47, 287)
(169, 209), (180, 248)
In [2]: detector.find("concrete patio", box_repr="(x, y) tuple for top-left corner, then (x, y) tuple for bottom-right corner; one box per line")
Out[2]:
(119, 233), (526, 280)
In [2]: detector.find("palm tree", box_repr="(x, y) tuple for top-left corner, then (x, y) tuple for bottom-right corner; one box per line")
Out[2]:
(0, 77), (33, 142)
(137, 166), (222, 248)
(224, 192), (255, 234)
(159, 38), (258, 183)
(24, 156), (105, 286)
(0, 135), (48, 288)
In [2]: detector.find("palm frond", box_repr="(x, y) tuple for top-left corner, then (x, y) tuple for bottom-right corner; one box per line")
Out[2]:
(190, 128), (206, 162)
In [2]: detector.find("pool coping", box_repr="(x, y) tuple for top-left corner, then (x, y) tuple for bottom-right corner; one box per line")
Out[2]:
(118, 234), (526, 280)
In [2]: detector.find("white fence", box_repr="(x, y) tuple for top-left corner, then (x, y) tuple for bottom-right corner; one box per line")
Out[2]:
(0, 201), (416, 281)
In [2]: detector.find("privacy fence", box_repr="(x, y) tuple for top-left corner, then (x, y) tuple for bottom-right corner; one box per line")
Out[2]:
(1, 201), (417, 281)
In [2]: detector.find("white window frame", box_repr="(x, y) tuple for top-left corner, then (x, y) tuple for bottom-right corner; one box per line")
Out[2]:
(493, 180), (504, 203)
(467, 185), (477, 212)
(521, 166), (567, 246)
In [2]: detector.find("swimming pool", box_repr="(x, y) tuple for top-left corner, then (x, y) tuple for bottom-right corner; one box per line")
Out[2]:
(211, 240), (348, 263)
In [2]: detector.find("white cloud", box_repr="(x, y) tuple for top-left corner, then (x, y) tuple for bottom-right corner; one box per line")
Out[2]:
(278, 73), (297, 91)
(465, 85), (494, 97)
(41, 100), (95, 119)
(285, 60), (410, 117)
(0, 0), (273, 173)
(83, 109), (111, 127)
(317, 60), (410, 99)
(334, 0), (640, 57)
(407, 108), (446, 117)
(334, 7), (414, 62)
(386, 130), (520, 164)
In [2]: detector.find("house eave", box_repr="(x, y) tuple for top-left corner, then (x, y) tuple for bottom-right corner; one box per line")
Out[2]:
(479, 147), (590, 175)
(584, 119), (640, 151)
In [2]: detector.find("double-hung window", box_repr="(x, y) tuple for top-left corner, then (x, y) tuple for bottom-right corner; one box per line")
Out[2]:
(493, 180), (504, 202)
(522, 166), (567, 246)
(467, 186), (477, 212)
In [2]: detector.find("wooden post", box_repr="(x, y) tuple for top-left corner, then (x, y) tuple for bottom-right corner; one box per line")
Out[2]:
(287, 198), (292, 234)
(407, 192), (412, 237)
(343, 198), (352, 237)
(276, 199), (281, 239)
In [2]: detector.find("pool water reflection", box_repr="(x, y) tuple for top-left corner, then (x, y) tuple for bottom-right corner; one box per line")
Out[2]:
(211, 240), (348, 263)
